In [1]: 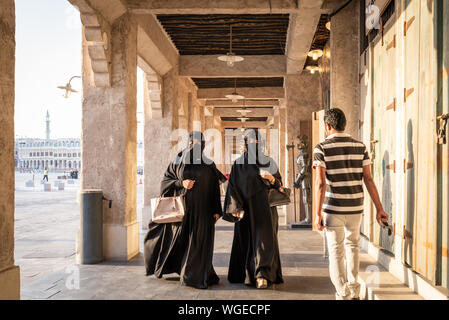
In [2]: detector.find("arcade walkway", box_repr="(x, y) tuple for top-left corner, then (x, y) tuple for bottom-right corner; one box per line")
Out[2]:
(21, 221), (335, 300)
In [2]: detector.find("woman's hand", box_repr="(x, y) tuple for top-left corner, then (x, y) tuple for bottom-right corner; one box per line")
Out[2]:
(231, 210), (244, 219)
(182, 179), (195, 190)
(213, 214), (221, 223)
(260, 170), (275, 185)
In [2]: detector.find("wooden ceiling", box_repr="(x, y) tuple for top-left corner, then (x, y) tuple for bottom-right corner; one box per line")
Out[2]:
(156, 14), (289, 55)
(192, 77), (284, 89)
(304, 14), (330, 68)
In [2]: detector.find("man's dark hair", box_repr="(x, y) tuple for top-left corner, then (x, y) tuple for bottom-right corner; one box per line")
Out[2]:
(324, 108), (346, 131)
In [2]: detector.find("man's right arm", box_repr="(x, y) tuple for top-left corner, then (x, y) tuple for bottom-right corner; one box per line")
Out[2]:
(362, 165), (388, 226)
(312, 144), (326, 231)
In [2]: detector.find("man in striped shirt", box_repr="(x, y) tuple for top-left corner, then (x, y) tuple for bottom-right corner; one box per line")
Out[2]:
(313, 108), (388, 300)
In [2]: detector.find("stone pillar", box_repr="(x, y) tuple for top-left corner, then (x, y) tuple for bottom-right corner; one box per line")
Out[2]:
(186, 92), (192, 132)
(81, 14), (139, 261)
(330, 0), (360, 138)
(284, 73), (322, 225)
(142, 68), (179, 229)
(199, 101), (206, 132)
(279, 103), (287, 183)
(0, 0), (20, 300)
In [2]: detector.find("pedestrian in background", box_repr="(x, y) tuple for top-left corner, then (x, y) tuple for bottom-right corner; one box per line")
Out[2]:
(42, 168), (49, 182)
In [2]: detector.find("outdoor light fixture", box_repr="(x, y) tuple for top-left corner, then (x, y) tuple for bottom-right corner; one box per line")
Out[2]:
(57, 76), (81, 98)
(218, 25), (244, 67)
(306, 66), (320, 74)
(308, 49), (323, 61)
(225, 79), (245, 102)
(325, 21), (331, 30)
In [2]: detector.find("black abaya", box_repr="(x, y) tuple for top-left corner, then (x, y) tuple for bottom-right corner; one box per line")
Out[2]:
(144, 144), (226, 289)
(224, 151), (284, 286)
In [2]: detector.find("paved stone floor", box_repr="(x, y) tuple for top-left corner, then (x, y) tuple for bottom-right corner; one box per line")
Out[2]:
(15, 171), (334, 300)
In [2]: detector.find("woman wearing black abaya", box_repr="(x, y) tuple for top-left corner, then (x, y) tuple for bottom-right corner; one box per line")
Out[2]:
(143, 132), (226, 289)
(224, 129), (284, 289)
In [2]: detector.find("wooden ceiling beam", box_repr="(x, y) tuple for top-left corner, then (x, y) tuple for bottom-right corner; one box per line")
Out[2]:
(206, 99), (279, 107)
(221, 121), (268, 128)
(198, 87), (285, 99)
(214, 107), (274, 117)
(125, 0), (299, 14)
(180, 55), (286, 78)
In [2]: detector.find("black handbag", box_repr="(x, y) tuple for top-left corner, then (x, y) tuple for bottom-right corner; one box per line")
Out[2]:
(267, 186), (291, 207)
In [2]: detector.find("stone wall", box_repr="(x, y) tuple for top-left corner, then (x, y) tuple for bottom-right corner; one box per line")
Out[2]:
(0, 0), (20, 299)
(284, 73), (323, 224)
(81, 13), (139, 260)
(330, 0), (360, 138)
(142, 72), (206, 229)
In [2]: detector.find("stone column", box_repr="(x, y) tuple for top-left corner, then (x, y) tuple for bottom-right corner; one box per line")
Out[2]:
(199, 101), (206, 132)
(284, 73), (322, 225)
(81, 14), (139, 261)
(0, 0), (20, 300)
(330, 0), (360, 138)
(141, 68), (179, 229)
(279, 103), (287, 182)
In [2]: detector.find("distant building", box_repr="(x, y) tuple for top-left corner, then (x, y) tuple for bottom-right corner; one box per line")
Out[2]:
(15, 137), (81, 172)
(14, 111), (144, 173)
(15, 111), (81, 171)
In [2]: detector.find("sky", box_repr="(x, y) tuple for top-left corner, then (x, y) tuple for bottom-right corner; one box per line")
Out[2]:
(15, 0), (144, 141)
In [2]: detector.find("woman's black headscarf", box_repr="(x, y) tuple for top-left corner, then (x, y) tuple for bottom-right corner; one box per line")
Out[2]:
(237, 129), (277, 173)
(225, 129), (278, 207)
(161, 131), (227, 196)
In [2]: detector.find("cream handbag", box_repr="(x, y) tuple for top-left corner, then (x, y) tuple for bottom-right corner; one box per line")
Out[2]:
(151, 195), (185, 223)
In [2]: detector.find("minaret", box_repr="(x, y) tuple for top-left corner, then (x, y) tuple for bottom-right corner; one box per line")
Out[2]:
(46, 110), (50, 140)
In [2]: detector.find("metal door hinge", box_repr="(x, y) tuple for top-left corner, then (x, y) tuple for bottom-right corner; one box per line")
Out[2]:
(386, 160), (396, 173)
(370, 140), (379, 160)
(386, 98), (396, 111)
(404, 16), (415, 37)
(437, 113), (449, 144)
(403, 225), (413, 240)
(404, 87), (414, 102)
(403, 159), (413, 173)
(386, 34), (396, 51)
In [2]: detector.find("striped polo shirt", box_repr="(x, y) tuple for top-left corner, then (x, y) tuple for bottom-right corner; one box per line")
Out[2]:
(312, 133), (371, 215)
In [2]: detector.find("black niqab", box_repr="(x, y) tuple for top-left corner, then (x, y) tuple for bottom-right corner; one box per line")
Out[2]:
(144, 132), (226, 289)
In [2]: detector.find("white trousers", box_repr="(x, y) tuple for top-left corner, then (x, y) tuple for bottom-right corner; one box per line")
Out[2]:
(323, 213), (363, 300)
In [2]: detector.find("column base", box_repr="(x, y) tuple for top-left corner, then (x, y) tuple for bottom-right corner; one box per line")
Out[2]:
(0, 266), (20, 300)
(103, 221), (140, 261)
(76, 221), (140, 263)
(286, 203), (298, 225)
(141, 206), (152, 230)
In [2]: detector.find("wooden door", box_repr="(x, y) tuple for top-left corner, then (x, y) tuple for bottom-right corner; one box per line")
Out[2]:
(403, 0), (420, 268)
(360, 45), (374, 240)
(436, 0), (449, 289)
(371, 18), (397, 254)
(413, 0), (439, 283)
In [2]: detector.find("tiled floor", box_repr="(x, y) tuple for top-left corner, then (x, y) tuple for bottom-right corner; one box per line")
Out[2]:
(21, 223), (334, 300)
(16, 172), (334, 300)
